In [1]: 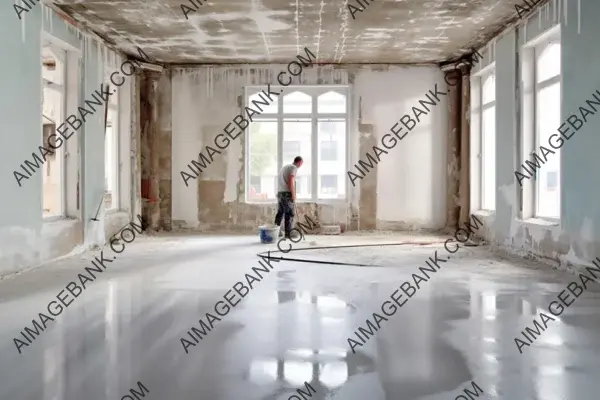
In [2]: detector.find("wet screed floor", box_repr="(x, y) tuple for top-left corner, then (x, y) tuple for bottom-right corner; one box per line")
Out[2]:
(1, 233), (600, 400)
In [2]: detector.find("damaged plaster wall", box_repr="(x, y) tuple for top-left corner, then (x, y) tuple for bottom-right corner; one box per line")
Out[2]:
(170, 64), (447, 232)
(353, 68), (448, 231)
(471, 0), (600, 270)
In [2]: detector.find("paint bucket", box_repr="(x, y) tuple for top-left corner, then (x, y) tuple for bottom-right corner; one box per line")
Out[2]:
(259, 224), (280, 244)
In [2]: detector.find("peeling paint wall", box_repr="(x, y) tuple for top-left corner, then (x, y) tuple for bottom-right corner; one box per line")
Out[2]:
(169, 64), (447, 232)
(471, 0), (600, 270)
(140, 70), (172, 231)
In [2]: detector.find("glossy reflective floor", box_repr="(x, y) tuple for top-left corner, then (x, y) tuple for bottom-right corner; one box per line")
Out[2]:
(2, 234), (600, 400)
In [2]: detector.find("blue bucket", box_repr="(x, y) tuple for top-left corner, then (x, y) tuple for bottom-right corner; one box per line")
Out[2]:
(259, 225), (280, 244)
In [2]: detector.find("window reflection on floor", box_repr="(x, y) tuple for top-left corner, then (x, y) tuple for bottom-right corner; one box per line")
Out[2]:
(248, 291), (351, 392)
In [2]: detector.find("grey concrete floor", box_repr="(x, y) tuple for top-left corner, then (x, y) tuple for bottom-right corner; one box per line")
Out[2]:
(1, 233), (600, 400)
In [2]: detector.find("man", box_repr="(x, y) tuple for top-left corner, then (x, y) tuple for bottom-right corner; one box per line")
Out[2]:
(275, 156), (303, 239)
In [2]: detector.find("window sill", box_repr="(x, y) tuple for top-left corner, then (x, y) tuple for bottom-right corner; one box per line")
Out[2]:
(42, 216), (78, 229)
(43, 215), (68, 222)
(519, 217), (560, 227)
(474, 209), (495, 217)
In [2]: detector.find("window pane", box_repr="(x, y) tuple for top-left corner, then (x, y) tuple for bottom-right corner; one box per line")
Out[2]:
(250, 175), (261, 195)
(249, 91), (278, 114)
(42, 123), (61, 217)
(320, 141), (337, 161)
(104, 108), (118, 210)
(536, 82), (561, 218)
(482, 74), (495, 104)
(105, 83), (118, 107)
(283, 141), (301, 163)
(284, 91), (312, 114)
(42, 87), (61, 124)
(482, 106), (495, 210)
(42, 46), (64, 85)
(318, 119), (345, 199)
(536, 42), (561, 83)
(284, 119), (311, 199)
(320, 175), (338, 195)
(248, 119), (278, 200)
(318, 91), (346, 113)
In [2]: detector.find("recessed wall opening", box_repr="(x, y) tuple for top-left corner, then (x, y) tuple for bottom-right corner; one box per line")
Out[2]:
(41, 44), (66, 219)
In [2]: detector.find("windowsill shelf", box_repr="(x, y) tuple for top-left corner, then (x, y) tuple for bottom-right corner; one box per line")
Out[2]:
(519, 217), (560, 227)
(474, 209), (495, 217)
(43, 215), (68, 222)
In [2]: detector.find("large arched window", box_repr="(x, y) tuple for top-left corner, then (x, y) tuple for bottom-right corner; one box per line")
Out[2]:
(245, 86), (349, 202)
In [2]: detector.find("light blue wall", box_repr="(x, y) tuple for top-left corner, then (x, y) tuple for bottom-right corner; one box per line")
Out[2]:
(81, 39), (108, 236)
(472, 0), (600, 265)
(0, 5), (44, 230)
(560, 0), (600, 252)
(0, 5), (113, 273)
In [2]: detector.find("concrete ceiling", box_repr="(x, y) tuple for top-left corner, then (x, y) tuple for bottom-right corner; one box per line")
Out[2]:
(52, 0), (525, 64)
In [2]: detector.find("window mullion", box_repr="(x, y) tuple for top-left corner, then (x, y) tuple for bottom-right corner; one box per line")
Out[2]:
(60, 55), (67, 217)
(480, 76), (485, 208)
(532, 48), (539, 215)
(277, 91), (283, 181)
(311, 94), (318, 201)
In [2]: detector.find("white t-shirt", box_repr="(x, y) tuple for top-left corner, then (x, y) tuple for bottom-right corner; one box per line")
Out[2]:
(277, 164), (297, 193)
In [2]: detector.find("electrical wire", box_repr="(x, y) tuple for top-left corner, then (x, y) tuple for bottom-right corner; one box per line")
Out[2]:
(256, 240), (447, 267)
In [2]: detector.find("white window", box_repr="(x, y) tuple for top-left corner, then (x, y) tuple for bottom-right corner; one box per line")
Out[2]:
(42, 44), (66, 218)
(521, 27), (561, 221)
(245, 86), (348, 202)
(104, 81), (119, 210)
(470, 66), (496, 212)
(534, 40), (561, 219)
(480, 72), (496, 210)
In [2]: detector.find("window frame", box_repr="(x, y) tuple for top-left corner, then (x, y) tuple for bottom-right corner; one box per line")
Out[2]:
(480, 70), (496, 211)
(104, 80), (120, 211)
(533, 40), (561, 220)
(520, 25), (561, 222)
(470, 63), (496, 213)
(244, 85), (350, 204)
(41, 43), (67, 220)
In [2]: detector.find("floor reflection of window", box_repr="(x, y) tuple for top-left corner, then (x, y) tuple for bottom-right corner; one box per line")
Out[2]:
(316, 295), (347, 309)
(317, 348), (347, 358)
(483, 292), (497, 320)
(521, 299), (534, 316)
(105, 281), (119, 399)
(287, 348), (313, 358)
(284, 361), (313, 386)
(249, 358), (278, 384)
(297, 291), (313, 304)
(319, 361), (348, 388)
